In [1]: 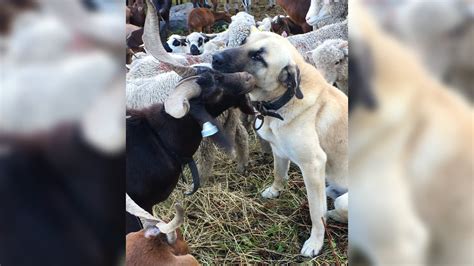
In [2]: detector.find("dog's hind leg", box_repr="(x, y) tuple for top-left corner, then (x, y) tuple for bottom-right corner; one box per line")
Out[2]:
(327, 192), (348, 223)
(261, 152), (289, 198)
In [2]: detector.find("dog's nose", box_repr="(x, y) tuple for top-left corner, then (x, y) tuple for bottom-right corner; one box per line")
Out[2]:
(190, 45), (200, 55)
(212, 53), (226, 68)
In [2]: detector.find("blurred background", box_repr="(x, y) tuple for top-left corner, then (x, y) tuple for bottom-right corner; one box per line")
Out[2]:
(0, 0), (125, 265)
(349, 0), (473, 265)
(1, 0), (472, 265)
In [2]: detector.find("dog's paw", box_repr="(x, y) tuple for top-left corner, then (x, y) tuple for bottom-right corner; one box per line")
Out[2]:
(261, 186), (280, 198)
(300, 237), (323, 257)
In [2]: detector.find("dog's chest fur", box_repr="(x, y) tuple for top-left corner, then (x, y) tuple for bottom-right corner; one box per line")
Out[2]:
(256, 116), (297, 160)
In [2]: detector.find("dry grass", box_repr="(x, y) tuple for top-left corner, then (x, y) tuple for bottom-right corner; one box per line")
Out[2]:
(154, 132), (348, 264)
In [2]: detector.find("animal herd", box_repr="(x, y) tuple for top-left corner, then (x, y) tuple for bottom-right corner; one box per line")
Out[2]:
(126, 0), (349, 263)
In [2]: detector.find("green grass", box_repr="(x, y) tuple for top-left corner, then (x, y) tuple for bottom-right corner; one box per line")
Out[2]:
(154, 132), (348, 264)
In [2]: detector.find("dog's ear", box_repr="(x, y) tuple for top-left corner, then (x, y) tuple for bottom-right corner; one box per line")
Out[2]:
(278, 63), (303, 99)
(237, 95), (255, 115)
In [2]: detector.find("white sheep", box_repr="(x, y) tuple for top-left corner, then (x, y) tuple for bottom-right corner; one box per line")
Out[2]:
(185, 32), (226, 55)
(287, 19), (348, 63)
(309, 38), (348, 95)
(227, 12), (255, 47)
(256, 16), (272, 31)
(164, 34), (187, 53)
(127, 13), (255, 81)
(305, 0), (348, 29)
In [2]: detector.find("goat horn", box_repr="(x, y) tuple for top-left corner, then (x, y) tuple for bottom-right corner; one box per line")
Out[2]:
(144, 0), (197, 77)
(125, 194), (162, 222)
(164, 76), (202, 118)
(156, 203), (184, 244)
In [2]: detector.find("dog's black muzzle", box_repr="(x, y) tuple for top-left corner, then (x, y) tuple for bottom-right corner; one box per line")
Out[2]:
(212, 48), (243, 73)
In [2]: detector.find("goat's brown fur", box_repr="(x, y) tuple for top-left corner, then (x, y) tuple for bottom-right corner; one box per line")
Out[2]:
(188, 8), (231, 33)
(126, 229), (199, 266)
(277, 0), (312, 33)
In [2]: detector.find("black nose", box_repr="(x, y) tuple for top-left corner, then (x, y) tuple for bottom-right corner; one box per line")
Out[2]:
(190, 45), (200, 55)
(212, 53), (226, 69)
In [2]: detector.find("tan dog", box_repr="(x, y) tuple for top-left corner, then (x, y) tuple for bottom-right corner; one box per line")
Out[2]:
(349, 1), (473, 265)
(212, 30), (348, 257)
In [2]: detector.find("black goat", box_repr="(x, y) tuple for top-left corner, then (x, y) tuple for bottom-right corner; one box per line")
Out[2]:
(0, 124), (125, 266)
(126, 69), (255, 233)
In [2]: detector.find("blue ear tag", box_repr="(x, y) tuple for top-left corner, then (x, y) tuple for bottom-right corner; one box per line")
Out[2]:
(201, 121), (218, 137)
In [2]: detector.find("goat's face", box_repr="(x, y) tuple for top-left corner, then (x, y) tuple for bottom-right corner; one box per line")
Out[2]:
(164, 34), (187, 53)
(186, 32), (211, 55)
(126, 228), (199, 265)
(271, 16), (290, 36)
(192, 67), (256, 115)
(195, 69), (256, 103)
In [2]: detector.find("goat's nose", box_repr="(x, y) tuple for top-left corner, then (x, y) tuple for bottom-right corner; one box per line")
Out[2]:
(212, 53), (225, 68)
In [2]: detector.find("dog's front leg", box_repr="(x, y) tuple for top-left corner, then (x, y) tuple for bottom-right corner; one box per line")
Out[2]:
(299, 152), (328, 257)
(261, 151), (290, 198)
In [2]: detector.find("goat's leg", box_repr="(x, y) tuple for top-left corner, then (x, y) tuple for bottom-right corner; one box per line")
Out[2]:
(196, 139), (216, 185)
(234, 121), (249, 174)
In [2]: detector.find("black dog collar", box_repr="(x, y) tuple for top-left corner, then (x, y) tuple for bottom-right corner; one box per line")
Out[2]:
(252, 85), (299, 130)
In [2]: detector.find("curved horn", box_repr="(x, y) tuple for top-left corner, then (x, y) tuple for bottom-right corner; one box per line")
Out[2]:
(156, 204), (184, 244)
(126, 194), (184, 244)
(144, 0), (196, 77)
(164, 76), (202, 118)
(126, 194), (161, 222)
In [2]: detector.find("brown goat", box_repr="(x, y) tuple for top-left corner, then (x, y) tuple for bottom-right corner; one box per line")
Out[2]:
(271, 16), (304, 36)
(126, 228), (199, 266)
(188, 8), (231, 33)
(276, 0), (312, 33)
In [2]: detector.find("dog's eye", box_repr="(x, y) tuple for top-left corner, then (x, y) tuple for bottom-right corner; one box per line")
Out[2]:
(172, 40), (180, 46)
(240, 37), (247, 45)
(335, 59), (343, 65)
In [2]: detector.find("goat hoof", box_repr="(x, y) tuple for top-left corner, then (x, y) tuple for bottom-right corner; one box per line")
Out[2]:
(261, 186), (280, 198)
(236, 164), (247, 174)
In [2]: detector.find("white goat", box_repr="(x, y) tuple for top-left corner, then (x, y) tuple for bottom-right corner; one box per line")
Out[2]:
(287, 19), (348, 63)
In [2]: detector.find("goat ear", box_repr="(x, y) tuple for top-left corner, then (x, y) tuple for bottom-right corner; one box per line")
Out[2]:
(278, 63), (303, 99)
(238, 95), (255, 115)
